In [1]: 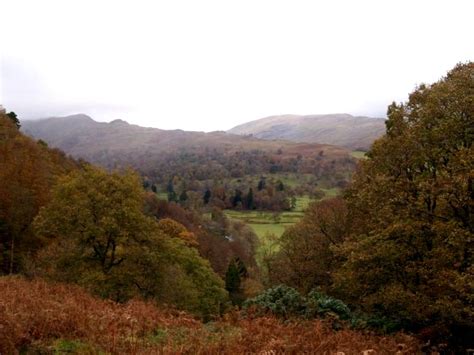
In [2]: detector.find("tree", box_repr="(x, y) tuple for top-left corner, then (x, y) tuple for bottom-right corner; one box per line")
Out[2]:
(179, 189), (188, 203)
(7, 112), (20, 129)
(33, 166), (228, 318)
(266, 198), (349, 293)
(166, 179), (177, 202)
(246, 188), (255, 210)
(334, 62), (474, 343)
(0, 112), (77, 275)
(232, 189), (243, 208)
(203, 188), (211, 204)
(276, 180), (285, 191)
(225, 257), (248, 305)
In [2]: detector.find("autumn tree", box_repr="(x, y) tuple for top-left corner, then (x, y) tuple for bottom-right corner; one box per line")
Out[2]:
(33, 167), (228, 318)
(334, 62), (474, 343)
(0, 112), (77, 274)
(265, 198), (349, 293)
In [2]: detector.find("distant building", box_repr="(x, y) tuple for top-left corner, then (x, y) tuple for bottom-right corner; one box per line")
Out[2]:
(0, 105), (6, 114)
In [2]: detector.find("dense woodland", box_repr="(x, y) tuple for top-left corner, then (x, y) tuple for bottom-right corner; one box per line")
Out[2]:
(0, 62), (473, 353)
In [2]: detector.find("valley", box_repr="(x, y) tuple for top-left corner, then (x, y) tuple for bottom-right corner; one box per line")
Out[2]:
(3, 62), (473, 352)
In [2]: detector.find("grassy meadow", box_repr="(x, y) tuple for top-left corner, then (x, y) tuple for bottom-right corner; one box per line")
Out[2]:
(224, 195), (313, 261)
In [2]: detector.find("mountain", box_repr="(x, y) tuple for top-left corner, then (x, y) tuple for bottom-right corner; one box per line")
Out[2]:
(22, 115), (357, 185)
(23, 114), (348, 159)
(228, 114), (386, 150)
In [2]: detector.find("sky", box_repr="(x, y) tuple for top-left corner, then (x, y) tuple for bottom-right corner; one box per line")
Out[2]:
(1, 0), (473, 132)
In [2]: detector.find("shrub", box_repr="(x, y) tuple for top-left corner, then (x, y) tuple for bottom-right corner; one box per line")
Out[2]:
(243, 285), (307, 318)
(244, 285), (354, 324)
(0, 277), (421, 354)
(306, 290), (352, 320)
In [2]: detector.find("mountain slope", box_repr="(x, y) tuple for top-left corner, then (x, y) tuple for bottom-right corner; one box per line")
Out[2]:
(228, 114), (386, 150)
(23, 114), (348, 158)
(22, 115), (357, 184)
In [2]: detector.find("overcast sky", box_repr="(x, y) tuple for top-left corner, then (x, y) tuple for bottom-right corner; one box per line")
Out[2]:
(1, 0), (473, 131)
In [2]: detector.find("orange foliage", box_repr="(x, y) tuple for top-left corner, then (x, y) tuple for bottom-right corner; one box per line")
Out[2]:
(157, 218), (199, 247)
(0, 277), (420, 354)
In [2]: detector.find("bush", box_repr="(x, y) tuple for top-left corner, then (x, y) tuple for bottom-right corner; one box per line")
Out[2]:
(244, 285), (353, 323)
(306, 290), (352, 320)
(243, 285), (307, 318)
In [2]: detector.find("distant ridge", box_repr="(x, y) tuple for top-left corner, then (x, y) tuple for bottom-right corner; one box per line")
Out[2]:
(228, 114), (386, 150)
(21, 114), (353, 169)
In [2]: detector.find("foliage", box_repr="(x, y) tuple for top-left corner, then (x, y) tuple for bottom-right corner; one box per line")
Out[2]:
(144, 195), (259, 277)
(32, 166), (228, 317)
(0, 112), (78, 275)
(0, 277), (421, 354)
(305, 290), (352, 321)
(264, 198), (349, 293)
(225, 257), (248, 305)
(156, 218), (198, 247)
(244, 285), (355, 326)
(334, 62), (474, 345)
(243, 285), (308, 318)
(6, 111), (20, 129)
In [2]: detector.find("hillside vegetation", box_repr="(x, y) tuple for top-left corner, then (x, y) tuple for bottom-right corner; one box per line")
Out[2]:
(22, 114), (357, 219)
(1, 62), (472, 353)
(22, 115), (354, 180)
(0, 277), (420, 354)
(228, 113), (386, 150)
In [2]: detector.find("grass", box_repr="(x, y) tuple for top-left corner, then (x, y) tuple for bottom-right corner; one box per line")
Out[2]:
(224, 191), (342, 263)
(157, 192), (168, 200)
(351, 150), (368, 159)
(224, 197), (311, 262)
(321, 187), (341, 198)
(293, 195), (312, 211)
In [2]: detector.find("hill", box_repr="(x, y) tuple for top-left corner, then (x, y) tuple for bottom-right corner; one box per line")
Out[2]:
(228, 113), (386, 150)
(22, 115), (357, 186)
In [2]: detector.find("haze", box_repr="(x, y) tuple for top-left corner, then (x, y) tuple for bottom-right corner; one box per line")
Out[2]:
(1, 0), (473, 131)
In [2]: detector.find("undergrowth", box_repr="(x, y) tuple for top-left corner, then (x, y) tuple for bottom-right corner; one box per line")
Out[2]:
(0, 277), (420, 354)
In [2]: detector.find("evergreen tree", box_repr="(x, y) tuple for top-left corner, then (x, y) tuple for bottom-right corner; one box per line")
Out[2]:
(225, 257), (248, 305)
(203, 189), (211, 204)
(246, 188), (255, 210)
(166, 180), (177, 202)
(276, 180), (285, 191)
(232, 189), (243, 207)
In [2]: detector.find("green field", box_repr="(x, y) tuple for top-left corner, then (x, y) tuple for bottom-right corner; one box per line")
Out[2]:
(320, 187), (340, 198)
(351, 150), (367, 159)
(224, 196), (312, 262)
